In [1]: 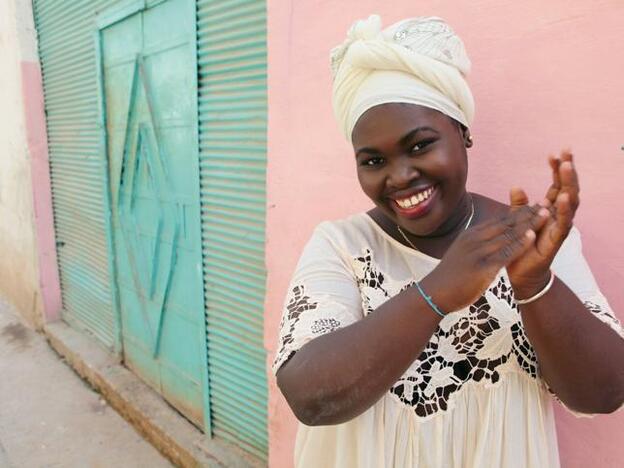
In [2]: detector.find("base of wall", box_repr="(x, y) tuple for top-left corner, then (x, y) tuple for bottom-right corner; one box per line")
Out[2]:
(44, 319), (264, 468)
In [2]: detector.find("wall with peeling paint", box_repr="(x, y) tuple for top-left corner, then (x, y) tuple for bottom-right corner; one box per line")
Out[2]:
(0, 0), (60, 328)
(265, 1), (624, 466)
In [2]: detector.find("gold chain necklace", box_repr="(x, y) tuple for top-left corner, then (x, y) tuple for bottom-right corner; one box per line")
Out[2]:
(396, 196), (476, 251)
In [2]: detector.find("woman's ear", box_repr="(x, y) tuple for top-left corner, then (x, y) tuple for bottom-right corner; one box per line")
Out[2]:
(455, 121), (473, 148)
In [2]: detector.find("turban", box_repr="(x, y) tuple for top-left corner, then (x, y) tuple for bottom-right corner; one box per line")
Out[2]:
(330, 15), (475, 140)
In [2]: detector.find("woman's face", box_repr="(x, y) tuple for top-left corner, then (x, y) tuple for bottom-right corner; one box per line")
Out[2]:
(351, 103), (469, 236)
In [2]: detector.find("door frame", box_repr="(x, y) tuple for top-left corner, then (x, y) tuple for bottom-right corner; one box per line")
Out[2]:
(93, 0), (212, 434)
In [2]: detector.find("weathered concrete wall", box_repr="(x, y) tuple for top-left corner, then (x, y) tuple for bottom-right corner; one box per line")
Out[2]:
(0, 0), (60, 327)
(265, 1), (624, 466)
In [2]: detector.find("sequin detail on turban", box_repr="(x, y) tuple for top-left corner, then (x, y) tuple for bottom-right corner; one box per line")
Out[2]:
(330, 15), (475, 140)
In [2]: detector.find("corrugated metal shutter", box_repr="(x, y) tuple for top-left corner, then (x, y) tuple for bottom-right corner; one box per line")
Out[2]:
(197, 0), (268, 460)
(33, 0), (119, 349)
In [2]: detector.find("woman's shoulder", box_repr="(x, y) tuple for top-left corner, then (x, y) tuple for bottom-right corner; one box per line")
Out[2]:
(313, 212), (380, 247)
(295, 213), (388, 269)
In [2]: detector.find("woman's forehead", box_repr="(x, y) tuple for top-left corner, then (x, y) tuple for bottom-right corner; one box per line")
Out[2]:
(351, 103), (452, 146)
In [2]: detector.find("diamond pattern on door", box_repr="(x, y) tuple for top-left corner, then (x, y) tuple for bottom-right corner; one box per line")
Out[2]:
(117, 57), (180, 357)
(99, 0), (207, 428)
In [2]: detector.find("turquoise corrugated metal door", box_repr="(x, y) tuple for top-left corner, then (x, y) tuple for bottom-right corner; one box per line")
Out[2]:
(197, 0), (269, 460)
(98, 0), (208, 428)
(33, 0), (120, 349)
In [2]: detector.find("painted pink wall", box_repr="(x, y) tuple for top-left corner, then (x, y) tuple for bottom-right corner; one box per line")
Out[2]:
(22, 61), (62, 322)
(265, 1), (624, 467)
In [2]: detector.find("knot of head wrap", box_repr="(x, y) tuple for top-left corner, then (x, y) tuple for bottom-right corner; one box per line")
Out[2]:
(330, 15), (475, 140)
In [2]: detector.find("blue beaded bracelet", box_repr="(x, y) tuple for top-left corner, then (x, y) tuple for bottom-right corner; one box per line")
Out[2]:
(415, 282), (446, 318)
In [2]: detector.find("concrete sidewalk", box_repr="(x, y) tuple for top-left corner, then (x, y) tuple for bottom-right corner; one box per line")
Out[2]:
(0, 297), (172, 468)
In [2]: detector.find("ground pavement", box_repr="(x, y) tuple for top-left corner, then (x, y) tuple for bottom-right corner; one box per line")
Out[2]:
(0, 296), (172, 468)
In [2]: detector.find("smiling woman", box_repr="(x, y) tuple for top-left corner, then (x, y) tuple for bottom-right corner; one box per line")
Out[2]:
(271, 14), (624, 468)
(353, 104), (471, 243)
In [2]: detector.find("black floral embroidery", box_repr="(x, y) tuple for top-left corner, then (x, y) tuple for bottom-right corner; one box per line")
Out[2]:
(394, 274), (537, 416)
(491, 278), (539, 377)
(584, 300), (617, 323)
(311, 318), (341, 334)
(583, 300), (624, 338)
(276, 246), (622, 415)
(273, 285), (318, 368)
(351, 252), (543, 416)
(354, 249), (391, 314)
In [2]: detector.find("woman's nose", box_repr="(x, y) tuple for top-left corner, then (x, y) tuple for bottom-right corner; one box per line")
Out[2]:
(388, 158), (420, 188)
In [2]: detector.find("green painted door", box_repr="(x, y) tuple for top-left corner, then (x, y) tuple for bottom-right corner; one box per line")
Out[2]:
(98, 0), (208, 428)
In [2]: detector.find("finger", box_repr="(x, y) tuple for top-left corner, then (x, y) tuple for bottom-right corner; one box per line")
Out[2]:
(509, 187), (529, 212)
(475, 204), (543, 240)
(558, 160), (580, 209)
(536, 192), (574, 254)
(549, 154), (561, 176)
(560, 149), (573, 164)
(554, 192), (574, 235)
(513, 204), (549, 232)
(486, 229), (536, 265)
(479, 212), (541, 256)
(532, 207), (551, 232)
(475, 205), (537, 240)
(543, 155), (561, 206)
(543, 186), (559, 207)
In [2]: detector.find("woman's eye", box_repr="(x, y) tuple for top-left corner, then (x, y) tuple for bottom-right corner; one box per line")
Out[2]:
(362, 156), (384, 167)
(411, 139), (435, 153)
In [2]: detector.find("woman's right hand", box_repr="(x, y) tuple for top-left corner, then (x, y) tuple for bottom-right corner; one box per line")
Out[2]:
(421, 205), (548, 313)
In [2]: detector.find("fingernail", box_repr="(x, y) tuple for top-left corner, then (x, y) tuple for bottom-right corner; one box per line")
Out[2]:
(525, 229), (536, 240)
(539, 208), (550, 217)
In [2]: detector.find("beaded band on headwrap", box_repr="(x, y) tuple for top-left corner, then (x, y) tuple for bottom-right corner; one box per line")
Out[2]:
(330, 15), (475, 140)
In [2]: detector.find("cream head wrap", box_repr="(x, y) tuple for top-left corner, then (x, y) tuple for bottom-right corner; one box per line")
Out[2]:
(331, 15), (474, 140)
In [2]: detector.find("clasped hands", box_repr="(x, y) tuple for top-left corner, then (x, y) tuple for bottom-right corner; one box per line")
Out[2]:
(506, 150), (579, 299)
(422, 151), (579, 313)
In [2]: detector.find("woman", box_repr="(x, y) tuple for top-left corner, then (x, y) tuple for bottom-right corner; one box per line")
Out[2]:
(273, 15), (624, 468)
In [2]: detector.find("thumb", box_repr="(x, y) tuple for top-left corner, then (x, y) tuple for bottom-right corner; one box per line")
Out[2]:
(509, 187), (529, 212)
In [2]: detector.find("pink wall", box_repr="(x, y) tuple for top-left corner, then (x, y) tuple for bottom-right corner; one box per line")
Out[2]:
(265, 1), (624, 467)
(0, 0), (60, 327)
(22, 61), (62, 322)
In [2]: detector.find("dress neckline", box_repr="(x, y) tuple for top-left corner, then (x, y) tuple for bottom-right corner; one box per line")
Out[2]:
(361, 212), (441, 263)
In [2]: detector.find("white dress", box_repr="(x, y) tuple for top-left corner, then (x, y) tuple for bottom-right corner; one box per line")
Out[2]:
(272, 213), (623, 468)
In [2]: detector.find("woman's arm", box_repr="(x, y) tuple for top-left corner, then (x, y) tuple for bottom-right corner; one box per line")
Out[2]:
(278, 208), (542, 425)
(277, 283), (441, 426)
(508, 152), (624, 413)
(518, 277), (624, 413)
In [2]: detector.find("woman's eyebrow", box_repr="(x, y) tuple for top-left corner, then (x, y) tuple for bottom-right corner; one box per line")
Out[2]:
(399, 126), (439, 145)
(354, 126), (439, 157)
(354, 147), (379, 157)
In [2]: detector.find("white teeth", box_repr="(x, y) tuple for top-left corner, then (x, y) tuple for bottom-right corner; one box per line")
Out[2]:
(396, 187), (434, 209)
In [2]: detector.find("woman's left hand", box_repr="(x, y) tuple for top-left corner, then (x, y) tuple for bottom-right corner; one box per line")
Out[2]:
(506, 151), (580, 298)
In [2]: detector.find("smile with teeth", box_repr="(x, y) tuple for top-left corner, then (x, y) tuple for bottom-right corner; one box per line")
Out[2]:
(394, 187), (435, 209)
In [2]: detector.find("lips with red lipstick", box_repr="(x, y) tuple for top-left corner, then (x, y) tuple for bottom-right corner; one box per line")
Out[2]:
(389, 185), (437, 219)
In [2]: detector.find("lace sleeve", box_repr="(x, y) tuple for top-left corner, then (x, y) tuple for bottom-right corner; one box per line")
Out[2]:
(550, 227), (623, 417)
(551, 227), (623, 339)
(272, 223), (364, 374)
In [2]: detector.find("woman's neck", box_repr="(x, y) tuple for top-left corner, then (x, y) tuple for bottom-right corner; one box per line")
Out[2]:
(370, 192), (481, 259)
(418, 192), (475, 239)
